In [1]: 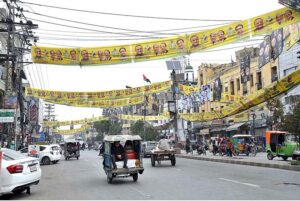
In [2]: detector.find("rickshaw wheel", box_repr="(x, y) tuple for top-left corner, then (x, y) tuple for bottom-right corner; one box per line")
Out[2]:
(132, 173), (138, 182)
(267, 152), (274, 160)
(282, 156), (288, 161)
(151, 155), (155, 167)
(107, 174), (113, 184)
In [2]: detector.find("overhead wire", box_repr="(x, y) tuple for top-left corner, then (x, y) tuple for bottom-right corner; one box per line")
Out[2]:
(24, 11), (179, 36)
(19, 1), (241, 22)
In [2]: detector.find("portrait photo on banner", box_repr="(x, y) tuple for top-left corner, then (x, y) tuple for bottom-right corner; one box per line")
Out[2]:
(270, 28), (283, 60)
(258, 36), (271, 69)
(213, 78), (222, 101)
(240, 54), (251, 84)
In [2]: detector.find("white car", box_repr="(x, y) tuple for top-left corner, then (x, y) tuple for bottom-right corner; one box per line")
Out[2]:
(20, 144), (61, 165)
(0, 148), (41, 195)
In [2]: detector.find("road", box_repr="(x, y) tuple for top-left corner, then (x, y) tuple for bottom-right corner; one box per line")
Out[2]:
(2, 150), (300, 200)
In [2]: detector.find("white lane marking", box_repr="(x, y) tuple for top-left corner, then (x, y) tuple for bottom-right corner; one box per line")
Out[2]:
(219, 178), (260, 188)
(128, 186), (151, 198)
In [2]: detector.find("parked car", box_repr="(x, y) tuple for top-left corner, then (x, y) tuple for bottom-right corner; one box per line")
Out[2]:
(20, 144), (61, 165)
(0, 148), (41, 195)
(142, 141), (157, 158)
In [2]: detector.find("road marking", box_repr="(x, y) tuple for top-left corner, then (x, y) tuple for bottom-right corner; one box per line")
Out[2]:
(219, 178), (260, 188)
(128, 186), (151, 198)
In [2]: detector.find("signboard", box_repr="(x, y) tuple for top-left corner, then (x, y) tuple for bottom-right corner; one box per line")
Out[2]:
(0, 109), (15, 123)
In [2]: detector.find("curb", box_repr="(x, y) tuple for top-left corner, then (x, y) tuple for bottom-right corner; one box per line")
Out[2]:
(176, 154), (300, 172)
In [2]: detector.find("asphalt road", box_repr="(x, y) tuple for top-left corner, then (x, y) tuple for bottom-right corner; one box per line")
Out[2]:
(2, 150), (300, 200)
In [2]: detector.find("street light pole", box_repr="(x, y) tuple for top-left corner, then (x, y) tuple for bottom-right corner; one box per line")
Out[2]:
(171, 69), (178, 142)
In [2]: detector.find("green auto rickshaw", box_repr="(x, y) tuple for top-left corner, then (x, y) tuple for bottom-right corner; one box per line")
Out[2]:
(266, 131), (300, 160)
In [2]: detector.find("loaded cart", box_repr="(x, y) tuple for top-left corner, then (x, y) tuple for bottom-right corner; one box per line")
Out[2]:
(150, 139), (176, 167)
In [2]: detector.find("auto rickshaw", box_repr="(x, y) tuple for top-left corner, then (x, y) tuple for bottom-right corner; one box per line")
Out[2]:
(102, 135), (144, 184)
(64, 139), (80, 160)
(266, 131), (300, 160)
(232, 134), (257, 156)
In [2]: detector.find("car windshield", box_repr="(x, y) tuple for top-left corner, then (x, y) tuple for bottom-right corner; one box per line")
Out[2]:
(1, 148), (27, 161)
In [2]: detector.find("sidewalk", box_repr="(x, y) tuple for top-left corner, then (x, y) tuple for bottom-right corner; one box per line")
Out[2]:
(176, 151), (300, 172)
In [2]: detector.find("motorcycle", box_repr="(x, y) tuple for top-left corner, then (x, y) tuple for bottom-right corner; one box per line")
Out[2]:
(197, 145), (206, 155)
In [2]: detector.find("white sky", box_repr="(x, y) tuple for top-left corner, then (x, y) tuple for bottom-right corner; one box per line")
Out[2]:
(18, 0), (284, 121)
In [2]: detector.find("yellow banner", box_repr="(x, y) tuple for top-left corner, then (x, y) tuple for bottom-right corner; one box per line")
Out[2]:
(220, 93), (245, 103)
(179, 68), (300, 122)
(52, 124), (91, 135)
(45, 96), (144, 108)
(251, 7), (300, 36)
(44, 116), (108, 127)
(178, 84), (199, 95)
(26, 80), (171, 101)
(283, 23), (300, 50)
(32, 8), (300, 66)
(118, 113), (170, 121)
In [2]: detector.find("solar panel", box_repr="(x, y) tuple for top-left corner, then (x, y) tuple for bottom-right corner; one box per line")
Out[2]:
(166, 60), (182, 70)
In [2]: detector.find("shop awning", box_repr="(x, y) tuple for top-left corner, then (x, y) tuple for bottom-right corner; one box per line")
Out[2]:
(226, 122), (247, 132)
(199, 128), (210, 135)
(210, 127), (226, 132)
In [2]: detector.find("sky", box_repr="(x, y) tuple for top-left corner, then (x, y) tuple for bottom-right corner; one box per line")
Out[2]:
(15, 0), (284, 121)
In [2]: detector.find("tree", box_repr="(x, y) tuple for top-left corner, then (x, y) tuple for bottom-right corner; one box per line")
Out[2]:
(131, 120), (159, 141)
(93, 120), (110, 134)
(266, 97), (284, 130)
(281, 99), (300, 142)
(108, 122), (122, 135)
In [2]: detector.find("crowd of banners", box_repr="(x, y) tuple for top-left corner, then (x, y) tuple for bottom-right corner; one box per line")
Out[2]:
(52, 124), (91, 135)
(43, 116), (109, 127)
(45, 96), (144, 108)
(117, 114), (170, 121)
(258, 22), (300, 69)
(26, 80), (171, 101)
(179, 68), (300, 122)
(32, 8), (300, 66)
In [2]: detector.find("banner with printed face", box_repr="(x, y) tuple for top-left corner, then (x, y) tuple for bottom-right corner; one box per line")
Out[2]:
(178, 68), (300, 122)
(32, 8), (300, 66)
(52, 124), (91, 135)
(212, 78), (222, 101)
(132, 35), (188, 62)
(270, 28), (283, 59)
(188, 20), (250, 53)
(240, 54), (251, 83)
(80, 44), (132, 65)
(32, 47), (80, 65)
(26, 80), (171, 101)
(45, 96), (144, 108)
(258, 36), (271, 69)
(251, 8), (300, 36)
(43, 116), (109, 127)
(283, 23), (300, 50)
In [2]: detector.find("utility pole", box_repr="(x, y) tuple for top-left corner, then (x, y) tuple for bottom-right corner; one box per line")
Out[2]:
(44, 103), (55, 143)
(170, 69), (178, 142)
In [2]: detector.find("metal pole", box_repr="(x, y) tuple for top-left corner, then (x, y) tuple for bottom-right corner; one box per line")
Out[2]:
(171, 70), (178, 142)
(143, 93), (146, 141)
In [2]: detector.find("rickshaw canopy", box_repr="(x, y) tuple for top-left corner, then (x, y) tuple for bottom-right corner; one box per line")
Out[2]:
(104, 135), (142, 144)
(232, 134), (252, 138)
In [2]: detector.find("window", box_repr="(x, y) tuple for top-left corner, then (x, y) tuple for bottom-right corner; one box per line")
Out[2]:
(224, 82), (228, 92)
(284, 66), (298, 76)
(250, 74), (254, 87)
(200, 74), (203, 85)
(230, 81), (235, 95)
(271, 66), (278, 82)
(211, 108), (214, 111)
(242, 83), (247, 95)
(256, 72), (262, 90)
(236, 78), (240, 91)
